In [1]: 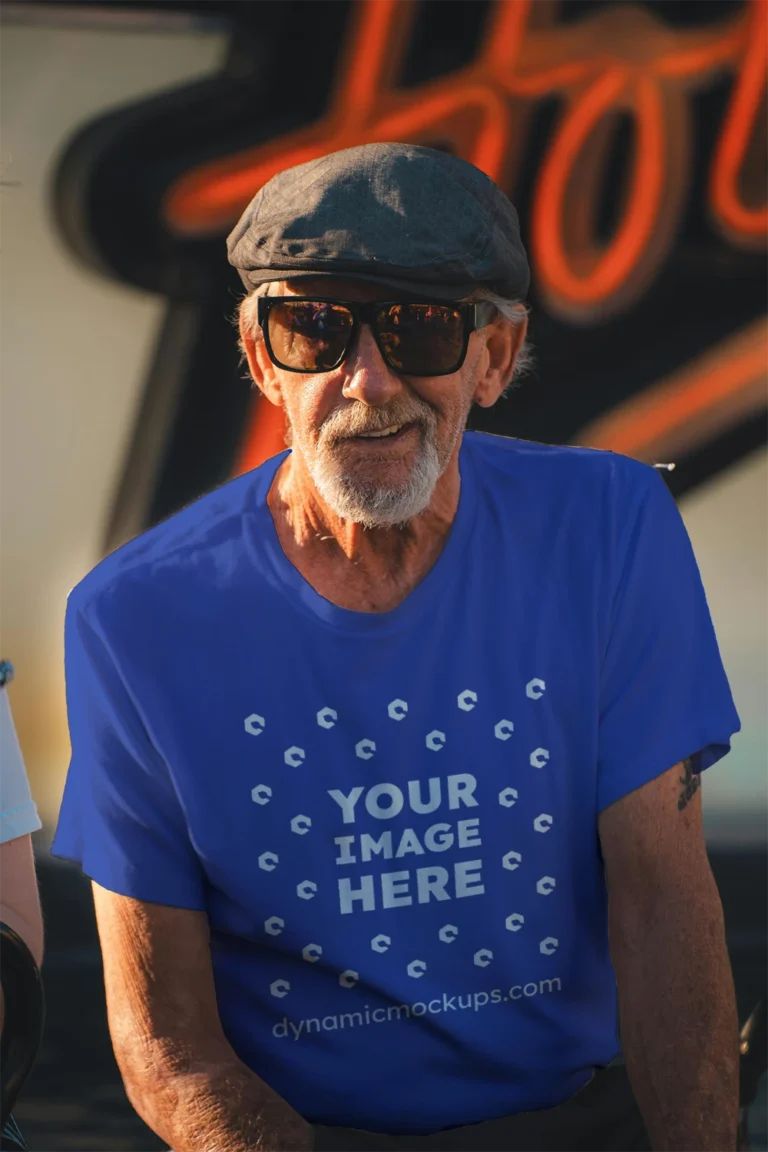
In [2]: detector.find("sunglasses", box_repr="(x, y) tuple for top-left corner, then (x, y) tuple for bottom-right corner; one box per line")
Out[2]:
(257, 297), (498, 377)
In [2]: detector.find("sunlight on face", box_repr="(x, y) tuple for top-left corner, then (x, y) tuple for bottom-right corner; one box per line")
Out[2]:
(307, 401), (445, 529)
(269, 279), (483, 527)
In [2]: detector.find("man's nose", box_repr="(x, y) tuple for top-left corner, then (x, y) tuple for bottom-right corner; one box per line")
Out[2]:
(341, 324), (405, 406)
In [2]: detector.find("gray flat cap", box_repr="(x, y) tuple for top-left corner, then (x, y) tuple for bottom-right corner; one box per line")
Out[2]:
(227, 142), (530, 301)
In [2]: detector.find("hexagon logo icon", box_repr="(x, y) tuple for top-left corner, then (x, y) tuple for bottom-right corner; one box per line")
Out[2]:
(457, 689), (477, 712)
(533, 813), (553, 833)
(297, 880), (318, 900)
(438, 924), (458, 943)
(498, 787), (518, 808)
(290, 815), (312, 835)
(530, 747), (550, 769)
(284, 746), (306, 767)
(317, 707), (337, 729)
(425, 730), (446, 752)
(526, 678), (546, 700)
(251, 784), (272, 806)
(270, 978), (290, 998)
(355, 738), (376, 760)
(407, 959), (426, 978)
(264, 916), (284, 936)
(244, 713), (266, 736)
(540, 937), (559, 956)
(473, 948), (493, 967)
(258, 851), (278, 872)
(388, 698), (408, 721)
(505, 913), (525, 932)
(371, 934), (391, 953)
(494, 719), (514, 741)
(536, 876), (556, 896)
(339, 969), (359, 988)
(502, 850), (522, 871)
(302, 943), (322, 963)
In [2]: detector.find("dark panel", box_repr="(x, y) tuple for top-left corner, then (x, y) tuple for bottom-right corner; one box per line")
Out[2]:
(52, 1), (353, 298)
(147, 266), (252, 527)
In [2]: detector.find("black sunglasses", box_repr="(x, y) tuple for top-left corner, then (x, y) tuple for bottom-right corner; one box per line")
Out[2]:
(257, 297), (498, 377)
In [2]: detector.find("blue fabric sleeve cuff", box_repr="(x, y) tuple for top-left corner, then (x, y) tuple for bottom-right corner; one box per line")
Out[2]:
(597, 729), (736, 813)
(50, 838), (206, 911)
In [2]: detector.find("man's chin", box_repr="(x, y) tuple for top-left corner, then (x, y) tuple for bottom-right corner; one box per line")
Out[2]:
(309, 465), (438, 527)
(321, 484), (434, 528)
(299, 434), (445, 526)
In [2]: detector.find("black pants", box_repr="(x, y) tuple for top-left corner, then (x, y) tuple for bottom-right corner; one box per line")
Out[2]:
(312, 1062), (652, 1152)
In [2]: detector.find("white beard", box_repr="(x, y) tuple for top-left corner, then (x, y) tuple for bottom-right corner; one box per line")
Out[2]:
(305, 432), (444, 529)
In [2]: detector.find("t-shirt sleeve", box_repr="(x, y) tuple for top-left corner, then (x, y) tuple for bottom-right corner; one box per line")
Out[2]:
(597, 461), (741, 812)
(51, 593), (205, 909)
(0, 686), (43, 844)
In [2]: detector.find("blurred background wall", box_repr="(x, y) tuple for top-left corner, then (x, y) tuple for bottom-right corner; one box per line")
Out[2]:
(1, 8), (229, 832)
(1, 0), (765, 847)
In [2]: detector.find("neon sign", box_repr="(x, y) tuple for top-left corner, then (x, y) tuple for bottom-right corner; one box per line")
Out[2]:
(573, 316), (767, 461)
(157, 0), (767, 477)
(164, 0), (767, 323)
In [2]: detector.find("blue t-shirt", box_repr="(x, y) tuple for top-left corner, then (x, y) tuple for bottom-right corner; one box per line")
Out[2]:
(52, 432), (740, 1133)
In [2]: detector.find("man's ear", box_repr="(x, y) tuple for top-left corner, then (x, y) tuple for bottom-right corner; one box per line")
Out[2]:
(473, 313), (529, 408)
(238, 307), (284, 408)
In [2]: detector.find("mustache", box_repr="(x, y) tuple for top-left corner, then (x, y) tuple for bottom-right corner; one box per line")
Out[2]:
(321, 400), (437, 444)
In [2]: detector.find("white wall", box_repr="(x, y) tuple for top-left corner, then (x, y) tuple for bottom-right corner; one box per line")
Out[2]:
(0, 20), (227, 829)
(679, 451), (768, 846)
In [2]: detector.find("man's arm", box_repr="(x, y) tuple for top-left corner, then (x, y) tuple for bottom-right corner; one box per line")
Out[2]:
(91, 883), (313, 1152)
(0, 833), (45, 1034)
(598, 759), (739, 1152)
(0, 834), (44, 966)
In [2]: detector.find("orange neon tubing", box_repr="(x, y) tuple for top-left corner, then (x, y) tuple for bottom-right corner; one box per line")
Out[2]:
(709, 0), (768, 239)
(655, 16), (746, 78)
(371, 84), (512, 182)
(331, 0), (403, 126)
(533, 69), (666, 308)
(573, 325), (767, 458)
(480, 0), (533, 74)
(165, 0), (400, 230)
(503, 61), (592, 98)
(164, 140), (339, 228)
(234, 394), (287, 477)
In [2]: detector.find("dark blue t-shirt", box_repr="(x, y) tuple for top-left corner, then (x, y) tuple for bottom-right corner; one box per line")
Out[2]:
(52, 432), (740, 1133)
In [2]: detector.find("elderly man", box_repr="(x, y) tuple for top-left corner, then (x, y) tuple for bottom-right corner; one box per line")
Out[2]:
(53, 144), (740, 1152)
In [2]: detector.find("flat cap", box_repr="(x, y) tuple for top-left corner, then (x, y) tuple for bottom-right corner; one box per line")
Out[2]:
(227, 142), (530, 301)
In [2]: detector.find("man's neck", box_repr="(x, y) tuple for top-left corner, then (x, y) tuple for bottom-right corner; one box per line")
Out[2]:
(266, 446), (462, 613)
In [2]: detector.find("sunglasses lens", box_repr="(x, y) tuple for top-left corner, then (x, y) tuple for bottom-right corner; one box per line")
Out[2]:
(376, 304), (465, 374)
(268, 301), (354, 370)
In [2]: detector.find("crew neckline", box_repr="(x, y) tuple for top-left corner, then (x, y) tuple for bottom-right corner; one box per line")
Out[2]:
(245, 439), (478, 635)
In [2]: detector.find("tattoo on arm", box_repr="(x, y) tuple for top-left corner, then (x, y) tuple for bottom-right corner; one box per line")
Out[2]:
(677, 756), (701, 811)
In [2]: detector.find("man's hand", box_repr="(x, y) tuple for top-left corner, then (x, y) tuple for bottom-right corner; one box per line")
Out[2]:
(599, 759), (739, 1152)
(91, 884), (313, 1152)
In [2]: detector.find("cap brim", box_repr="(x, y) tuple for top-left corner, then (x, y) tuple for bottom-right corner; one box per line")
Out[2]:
(239, 267), (481, 301)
